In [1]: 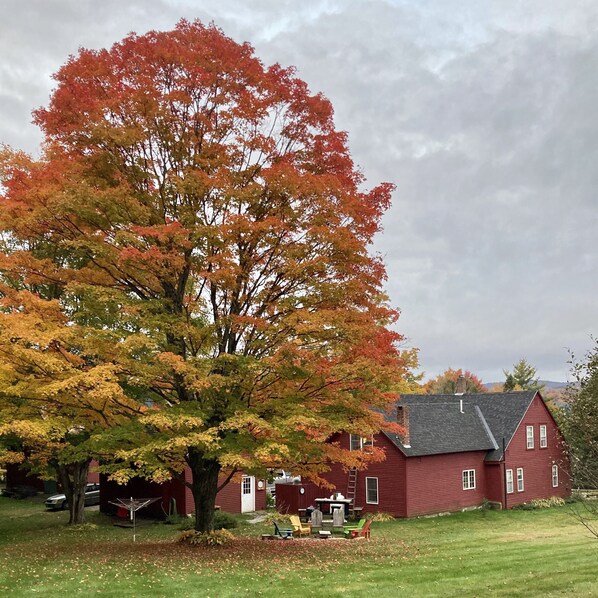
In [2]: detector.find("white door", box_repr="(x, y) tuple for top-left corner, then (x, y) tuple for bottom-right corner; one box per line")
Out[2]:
(241, 476), (255, 513)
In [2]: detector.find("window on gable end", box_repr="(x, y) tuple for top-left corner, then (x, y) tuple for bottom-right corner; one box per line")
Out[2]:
(540, 425), (547, 448)
(552, 464), (559, 487)
(526, 425), (534, 449)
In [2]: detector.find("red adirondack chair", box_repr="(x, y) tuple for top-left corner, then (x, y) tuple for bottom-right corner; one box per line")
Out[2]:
(350, 518), (371, 539)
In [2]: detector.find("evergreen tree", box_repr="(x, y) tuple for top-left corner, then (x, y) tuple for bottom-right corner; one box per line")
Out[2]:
(503, 358), (544, 392)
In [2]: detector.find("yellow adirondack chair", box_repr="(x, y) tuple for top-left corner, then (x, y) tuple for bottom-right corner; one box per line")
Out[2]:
(290, 515), (311, 537)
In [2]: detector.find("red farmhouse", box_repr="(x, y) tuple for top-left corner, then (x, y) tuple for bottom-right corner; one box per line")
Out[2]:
(279, 391), (570, 517)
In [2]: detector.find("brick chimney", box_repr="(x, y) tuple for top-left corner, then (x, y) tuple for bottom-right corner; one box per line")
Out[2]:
(396, 405), (410, 447)
(455, 374), (466, 395)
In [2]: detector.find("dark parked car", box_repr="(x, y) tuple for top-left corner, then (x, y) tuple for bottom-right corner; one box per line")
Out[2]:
(44, 483), (100, 510)
(2, 485), (38, 499)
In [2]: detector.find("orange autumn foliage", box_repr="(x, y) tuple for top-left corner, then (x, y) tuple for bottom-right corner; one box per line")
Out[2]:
(0, 20), (415, 531)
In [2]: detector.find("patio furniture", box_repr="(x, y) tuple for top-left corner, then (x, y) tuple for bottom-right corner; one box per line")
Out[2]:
(273, 521), (294, 539)
(318, 530), (332, 539)
(343, 518), (366, 538)
(349, 519), (371, 540)
(290, 515), (311, 537)
(314, 497), (353, 519)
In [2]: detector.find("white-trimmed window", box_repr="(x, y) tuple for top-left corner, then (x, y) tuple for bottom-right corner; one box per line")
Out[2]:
(506, 469), (514, 494)
(540, 425), (547, 448)
(517, 467), (524, 492)
(526, 426), (534, 449)
(366, 477), (379, 504)
(462, 469), (476, 490)
(242, 476), (252, 495)
(552, 464), (559, 487)
(350, 434), (374, 451)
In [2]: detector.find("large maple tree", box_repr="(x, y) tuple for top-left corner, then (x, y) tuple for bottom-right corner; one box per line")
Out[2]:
(0, 20), (413, 531)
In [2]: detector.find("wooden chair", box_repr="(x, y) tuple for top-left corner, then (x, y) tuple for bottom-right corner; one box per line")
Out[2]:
(290, 515), (311, 537)
(273, 521), (294, 539)
(349, 518), (371, 540)
(343, 518), (366, 538)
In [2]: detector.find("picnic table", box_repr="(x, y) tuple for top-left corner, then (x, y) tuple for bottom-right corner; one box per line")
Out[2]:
(314, 497), (353, 520)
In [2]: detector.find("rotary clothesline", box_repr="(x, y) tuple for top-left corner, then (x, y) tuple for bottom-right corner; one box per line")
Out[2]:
(109, 497), (161, 542)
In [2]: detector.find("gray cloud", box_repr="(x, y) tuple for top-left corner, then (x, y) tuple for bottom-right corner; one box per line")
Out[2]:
(1, 0), (596, 382)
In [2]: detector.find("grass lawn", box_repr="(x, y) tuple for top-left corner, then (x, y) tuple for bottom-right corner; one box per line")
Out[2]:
(0, 496), (597, 597)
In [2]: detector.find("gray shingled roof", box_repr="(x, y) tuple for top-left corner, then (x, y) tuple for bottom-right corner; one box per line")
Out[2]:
(384, 391), (537, 460)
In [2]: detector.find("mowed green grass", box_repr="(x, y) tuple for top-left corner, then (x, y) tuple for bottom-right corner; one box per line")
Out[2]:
(0, 496), (597, 597)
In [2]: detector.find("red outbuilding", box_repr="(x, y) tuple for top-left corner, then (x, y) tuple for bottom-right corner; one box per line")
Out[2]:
(99, 469), (267, 517)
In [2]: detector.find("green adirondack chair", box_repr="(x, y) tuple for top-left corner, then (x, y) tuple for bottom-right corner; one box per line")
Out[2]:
(343, 518), (366, 538)
(273, 521), (294, 539)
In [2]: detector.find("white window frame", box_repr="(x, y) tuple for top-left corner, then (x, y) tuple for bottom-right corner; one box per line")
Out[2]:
(540, 425), (547, 448)
(350, 434), (374, 451)
(365, 477), (379, 504)
(242, 476), (252, 495)
(517, 467), (524, 492)
(526, 425), (534, 449)
(462, 469), (476, 490)
(552, 464), (559, 487)
(506, 469), (514, 494)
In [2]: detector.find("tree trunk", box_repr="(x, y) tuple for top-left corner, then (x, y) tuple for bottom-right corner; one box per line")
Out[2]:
(56, 460), (90, 525)
(188, 449), (221, 532)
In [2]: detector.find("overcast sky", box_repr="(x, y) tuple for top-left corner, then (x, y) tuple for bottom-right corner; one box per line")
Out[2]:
(1, 0), (596, 382)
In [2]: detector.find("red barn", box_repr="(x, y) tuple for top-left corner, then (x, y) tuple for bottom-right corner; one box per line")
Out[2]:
(286, 391), (570, 517)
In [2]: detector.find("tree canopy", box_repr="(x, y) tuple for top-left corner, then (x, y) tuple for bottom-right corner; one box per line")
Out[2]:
(423, 368), (485, 394)
(561, 340), (598, 488)
(503, 358), (544, 392)
(0, 20), (413, 531)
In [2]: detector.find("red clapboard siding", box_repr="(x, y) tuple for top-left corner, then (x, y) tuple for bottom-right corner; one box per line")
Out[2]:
(405, 451), (488, 516)
(503, 394), (571, 508)
(484, 461), (505, 504)
(289, 432), (408, 517)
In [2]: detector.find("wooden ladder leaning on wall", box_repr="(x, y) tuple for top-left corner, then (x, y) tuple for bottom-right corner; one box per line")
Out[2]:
(346, 468), (358, 516)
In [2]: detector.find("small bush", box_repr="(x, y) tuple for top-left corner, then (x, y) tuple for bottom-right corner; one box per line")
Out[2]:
(177, 529), (196, 543)
(513, 497), (566, 510)
(177, 517), (195, 530)
(366, 512), (394, 522)
(260, 512), (291, 526)
(530, 497), (565, 509)
(177, 529), (235, 546)
(213, 511), (238, 530)
(163, 514), (184, 525)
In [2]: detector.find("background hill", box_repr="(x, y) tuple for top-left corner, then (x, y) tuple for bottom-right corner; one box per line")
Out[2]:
(484, 380), (568, 390)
